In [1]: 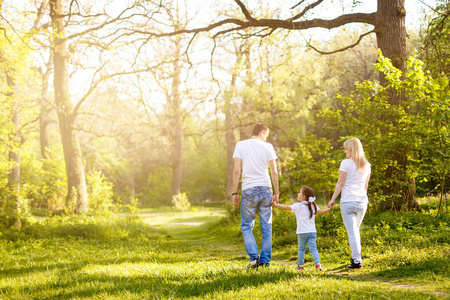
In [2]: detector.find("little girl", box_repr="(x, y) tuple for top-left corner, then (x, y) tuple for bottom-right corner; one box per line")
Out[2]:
(272, 186), (331, 270)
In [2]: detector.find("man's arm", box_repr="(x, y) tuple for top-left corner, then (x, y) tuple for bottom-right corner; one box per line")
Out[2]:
(268, 159), (279, 204)
(232, 157), (242, 207)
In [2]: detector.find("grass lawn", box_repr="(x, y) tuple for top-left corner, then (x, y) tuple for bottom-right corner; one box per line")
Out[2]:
(0, 203), (448, 299)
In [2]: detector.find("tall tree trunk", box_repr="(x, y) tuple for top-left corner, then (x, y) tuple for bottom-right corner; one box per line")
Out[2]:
(225, 47), (243, 199)
(6, 72), (22, 229)
(39, 55), (52, 159)
(376, 0), (419, 210)
(239, 42), (252, 140)
(170, 36), (183, 197)
(50, 0), (88, 213)
(264, 50), (281, 175)
(1, 0), (21, 228)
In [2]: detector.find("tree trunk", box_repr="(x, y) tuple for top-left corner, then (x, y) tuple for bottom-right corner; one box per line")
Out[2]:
(170, 36), (183, 197)
(6, 72), (22, 229)
(50, 0), (88, 213)
(375, 0), (419, 210)
(224, 48), (242, 199)
(39, 55), (52, 159)
(239, 43), (252, 141)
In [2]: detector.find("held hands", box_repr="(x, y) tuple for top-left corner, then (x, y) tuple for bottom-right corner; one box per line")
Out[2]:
(232, 194), (240, 207)
(271, 193), (279, 205)
(327, 199), (335, 209)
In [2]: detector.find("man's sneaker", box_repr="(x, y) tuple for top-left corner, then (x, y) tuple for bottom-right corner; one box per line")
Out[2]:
(296, 265), (304, 270)
(315, 264), (322, 271)
(249, 257), (261, 269)
(348, 259), (362, 270)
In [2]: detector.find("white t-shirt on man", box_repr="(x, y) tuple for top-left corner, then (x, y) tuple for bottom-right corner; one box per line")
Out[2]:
(339, 158), (371, 203)
(232, 138), (278, 191)
(290, 202), (317, 234)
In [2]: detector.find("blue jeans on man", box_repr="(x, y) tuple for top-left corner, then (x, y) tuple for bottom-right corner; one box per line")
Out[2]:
(240, 186), (273, 265)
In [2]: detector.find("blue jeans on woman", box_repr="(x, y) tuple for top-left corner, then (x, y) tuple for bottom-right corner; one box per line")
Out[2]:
(297, 232), (321, 266)
(340, 201), (368, 264)
(240, 186), (273, 265)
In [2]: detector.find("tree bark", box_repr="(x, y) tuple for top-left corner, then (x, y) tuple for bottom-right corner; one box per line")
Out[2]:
(50, 0), (88, 213)
(224, 46), (243, 199)
(375, 0), (419, 210)
(239, 43), (252, 141)
(39, 55), (52, 159)
(1, 0), (21, 228)
(170, 35), (183, 197)
(6, 72), (22, 229)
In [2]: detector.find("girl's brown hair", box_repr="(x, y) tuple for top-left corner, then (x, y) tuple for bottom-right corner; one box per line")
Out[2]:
(301, 186), (317, 219)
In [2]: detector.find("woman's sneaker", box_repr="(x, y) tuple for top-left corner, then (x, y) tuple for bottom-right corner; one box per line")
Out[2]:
(296, 265), (304, 270)
(315, 264), (322, 271)
(348, 259), (362, 269)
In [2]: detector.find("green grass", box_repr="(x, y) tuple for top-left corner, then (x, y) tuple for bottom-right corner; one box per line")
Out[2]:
(0, 203), (448, 299)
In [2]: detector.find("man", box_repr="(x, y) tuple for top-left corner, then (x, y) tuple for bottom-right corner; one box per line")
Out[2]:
(232, 123), (279, 268)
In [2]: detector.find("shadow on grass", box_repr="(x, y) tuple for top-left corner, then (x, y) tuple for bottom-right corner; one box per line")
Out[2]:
(4, 265), (437, 299)
(364, 256), (450, 279)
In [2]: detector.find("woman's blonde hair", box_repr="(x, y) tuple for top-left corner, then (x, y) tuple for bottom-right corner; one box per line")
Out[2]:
(344, 138), (370, 172)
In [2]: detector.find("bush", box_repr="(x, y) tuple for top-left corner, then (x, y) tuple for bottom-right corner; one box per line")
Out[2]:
(87, 170), (114, 215)
(172, 193), (191, 211)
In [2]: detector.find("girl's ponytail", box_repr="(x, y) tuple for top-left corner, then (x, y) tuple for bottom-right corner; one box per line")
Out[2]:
(302, 186), (317, 219)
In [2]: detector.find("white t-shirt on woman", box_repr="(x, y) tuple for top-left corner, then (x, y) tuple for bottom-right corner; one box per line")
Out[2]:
(339, 158), (371, 203)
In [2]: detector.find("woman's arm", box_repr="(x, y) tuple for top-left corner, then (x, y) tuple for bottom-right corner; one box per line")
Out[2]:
(328, 171), (347, 209)
(365, 173), (371, 191)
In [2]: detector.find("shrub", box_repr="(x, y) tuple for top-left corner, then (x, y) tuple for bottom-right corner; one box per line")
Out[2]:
(172, 193), (191, 211)
(87, 170), (114, 215)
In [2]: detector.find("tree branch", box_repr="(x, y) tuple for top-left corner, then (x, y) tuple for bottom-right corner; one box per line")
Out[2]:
(289, 0), (325, 22)
(137, 12), (376, 39)
(307, 29), (376, 55)
(234, 0), (259, 23)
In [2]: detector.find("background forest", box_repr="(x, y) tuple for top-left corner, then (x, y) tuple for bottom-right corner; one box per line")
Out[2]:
(0, 0), (449, 226)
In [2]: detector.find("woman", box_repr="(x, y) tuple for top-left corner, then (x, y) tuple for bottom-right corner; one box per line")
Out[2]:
(328, 138), (371, 269)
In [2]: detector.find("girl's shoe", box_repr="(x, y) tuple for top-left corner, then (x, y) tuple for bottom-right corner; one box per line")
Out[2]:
(315, 264), (322, 271)
(296, 265), (304, 270)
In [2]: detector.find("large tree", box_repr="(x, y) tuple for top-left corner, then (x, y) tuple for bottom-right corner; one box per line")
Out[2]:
(140, 0), (418, 209)
(49, 0), (88, 213)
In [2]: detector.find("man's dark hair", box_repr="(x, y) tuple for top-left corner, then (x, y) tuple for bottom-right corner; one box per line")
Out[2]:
(252, 123), (269, 136)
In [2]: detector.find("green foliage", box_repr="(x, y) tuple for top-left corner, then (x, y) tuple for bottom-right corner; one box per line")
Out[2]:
(172, 192), (191, 211)
(144, 167), (172, 206)
(20, 144), (67, 210)
(182, 130), (228, 202)
(284, 135), (340, 199)
(321, 52), (450, 210)
(422, 0), (450, 78)
(87, 170), (114, 215)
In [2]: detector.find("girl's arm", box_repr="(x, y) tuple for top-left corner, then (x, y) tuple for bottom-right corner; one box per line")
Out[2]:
(317, 207), (331, 214)
(272, 201), (292, 211)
